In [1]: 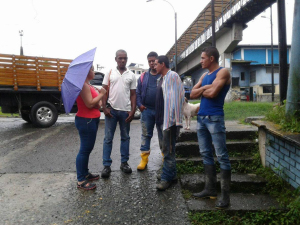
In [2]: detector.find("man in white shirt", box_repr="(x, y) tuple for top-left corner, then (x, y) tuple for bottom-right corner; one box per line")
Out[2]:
(101, 49), (137, 178)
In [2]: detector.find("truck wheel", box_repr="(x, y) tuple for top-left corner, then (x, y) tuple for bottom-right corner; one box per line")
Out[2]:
(21, 111), (32, 123)
(30, 101), (58, 128)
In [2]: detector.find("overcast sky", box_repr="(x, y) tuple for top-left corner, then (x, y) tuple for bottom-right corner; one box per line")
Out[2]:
(0, 0), (295, 73)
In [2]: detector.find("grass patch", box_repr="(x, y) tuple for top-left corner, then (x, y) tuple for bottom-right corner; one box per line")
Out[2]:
(224, 102), (273, 121)
(265, 101), (300, 132)
(0, 107), (19, 117)
(187, 155), (300, 225)
(189, 209), (299, 225)
(177, 152), (262, 175)
(189, 101), (273, 121)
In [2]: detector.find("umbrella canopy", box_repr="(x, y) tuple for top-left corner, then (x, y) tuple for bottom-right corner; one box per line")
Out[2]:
(61, 48), (96, 113)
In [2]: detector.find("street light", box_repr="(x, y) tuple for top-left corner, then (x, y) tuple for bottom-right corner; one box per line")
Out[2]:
(262, 6), (274, 102)
(146, 0), (177, 72)
(19, 30), (24, 56)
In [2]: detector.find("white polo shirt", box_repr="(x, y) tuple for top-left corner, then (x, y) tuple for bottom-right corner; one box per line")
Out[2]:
(102, 68), (136, 111)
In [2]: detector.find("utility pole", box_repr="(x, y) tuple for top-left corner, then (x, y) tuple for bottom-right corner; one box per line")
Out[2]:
(277, 0), (288, 103)
(19, 30), (24, 56)
(286, 0), (300, 116)
(211, 0), (216, 47)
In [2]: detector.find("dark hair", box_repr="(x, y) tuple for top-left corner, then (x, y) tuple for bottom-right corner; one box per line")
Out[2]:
(147, 51), (158, 58)
(157, 55), (169, 68)
(116, 49), (127, 57)
(202, 46), (219, 62)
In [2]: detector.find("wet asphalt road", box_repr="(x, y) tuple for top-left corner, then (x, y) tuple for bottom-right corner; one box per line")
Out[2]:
(0, 116), (190, 225)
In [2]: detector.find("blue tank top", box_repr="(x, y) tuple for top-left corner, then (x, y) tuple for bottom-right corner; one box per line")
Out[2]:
(198, 67), (230, 116)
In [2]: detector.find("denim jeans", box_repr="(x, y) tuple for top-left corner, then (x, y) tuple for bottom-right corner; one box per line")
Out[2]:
(140, 108), (163, 152)
(161, 125), (177, 181)
(196, 115), (231, 170)
(103, 108), (130, 166)
(75, 116), (99, 182)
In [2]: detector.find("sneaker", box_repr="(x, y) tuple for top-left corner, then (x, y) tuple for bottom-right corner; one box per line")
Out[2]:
(101, 166), (111, 178)
(86, 172), (100, 181)
(120, 162), (132, 174)
(156, 180), (172, 191)
(157, 174), (178, 182)
(77, 180), (96, 190)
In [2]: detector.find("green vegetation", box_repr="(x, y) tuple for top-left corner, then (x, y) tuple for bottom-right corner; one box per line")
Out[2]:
(189, 166), (300, 225)
(0, 107), (19, 117)
(184, 153), (300, 225)
(265, 101), (300, 133)
(190, 101), (273, 121)
(177, 152), (261, 175)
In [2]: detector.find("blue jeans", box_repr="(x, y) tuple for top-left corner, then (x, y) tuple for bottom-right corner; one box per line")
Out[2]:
(197, 115), (231, 170)
(140, 108), (163, 152)
(161, 125), (177, 181)
(103, 109), (130, 166)
(75, 116), (99, 182)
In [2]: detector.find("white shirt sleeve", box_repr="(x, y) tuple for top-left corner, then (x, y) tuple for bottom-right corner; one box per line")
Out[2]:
(131, 73), (137, 90)
(102, 70), (111, 86)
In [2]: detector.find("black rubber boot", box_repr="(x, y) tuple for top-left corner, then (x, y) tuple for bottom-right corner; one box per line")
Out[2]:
(215, 169), (231, 209)
(193, 164), (217, 199)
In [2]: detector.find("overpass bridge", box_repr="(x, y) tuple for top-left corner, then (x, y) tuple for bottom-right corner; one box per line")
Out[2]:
(167, 0), (277, 76)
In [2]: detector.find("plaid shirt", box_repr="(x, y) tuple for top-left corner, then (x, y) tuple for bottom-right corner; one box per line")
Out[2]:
(162, 70), (185, 130)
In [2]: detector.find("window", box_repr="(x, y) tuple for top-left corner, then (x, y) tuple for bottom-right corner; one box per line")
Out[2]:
(131, 70), (135, 74)
(250, 71), (256, 83)
(266, 67), (279, 73)
(232, 77), (239, 87)
(137, 71), (141, 74)
(241, 72), (245, 81)
(263, 86), (274, 93)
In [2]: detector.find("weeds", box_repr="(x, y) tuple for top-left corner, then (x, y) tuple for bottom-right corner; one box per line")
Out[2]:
(265, 100), (300, 132)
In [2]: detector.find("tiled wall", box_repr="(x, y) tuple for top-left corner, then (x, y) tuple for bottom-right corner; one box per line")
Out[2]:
(265, 132), (300, 188)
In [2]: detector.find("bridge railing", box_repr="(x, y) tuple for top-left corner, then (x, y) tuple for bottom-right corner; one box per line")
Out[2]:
(170, 0), (251, 69)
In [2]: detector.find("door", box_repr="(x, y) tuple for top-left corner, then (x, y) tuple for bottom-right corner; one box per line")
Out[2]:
(250, 87), (253, 101)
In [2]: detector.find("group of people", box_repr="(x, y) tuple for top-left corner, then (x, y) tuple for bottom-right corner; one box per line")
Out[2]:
(75, 46), (232, 209)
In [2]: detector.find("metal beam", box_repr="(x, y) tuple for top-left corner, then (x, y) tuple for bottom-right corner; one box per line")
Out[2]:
(277, 0), (288, 103)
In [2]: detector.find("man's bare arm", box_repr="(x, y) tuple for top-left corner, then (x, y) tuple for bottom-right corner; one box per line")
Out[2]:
(202, 68), (231, 99)
(190, 73), (207, 99)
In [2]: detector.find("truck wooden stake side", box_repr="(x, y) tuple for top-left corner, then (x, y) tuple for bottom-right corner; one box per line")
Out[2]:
(0, 53), (74, 128)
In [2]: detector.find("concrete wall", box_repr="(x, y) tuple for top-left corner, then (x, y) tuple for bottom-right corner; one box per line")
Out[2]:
(244, 49), (266, 64)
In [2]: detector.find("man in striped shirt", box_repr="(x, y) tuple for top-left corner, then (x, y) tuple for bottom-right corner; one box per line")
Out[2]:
(154, 55), (185, 191)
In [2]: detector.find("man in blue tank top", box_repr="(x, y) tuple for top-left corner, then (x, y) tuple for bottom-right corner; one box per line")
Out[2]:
(190, 46), (231, 209)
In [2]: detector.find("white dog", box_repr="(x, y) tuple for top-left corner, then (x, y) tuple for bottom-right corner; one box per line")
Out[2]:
(183, 97), (200, 130)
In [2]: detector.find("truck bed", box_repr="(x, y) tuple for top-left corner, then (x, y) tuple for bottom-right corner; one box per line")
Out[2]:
(0, 53), (72, 91)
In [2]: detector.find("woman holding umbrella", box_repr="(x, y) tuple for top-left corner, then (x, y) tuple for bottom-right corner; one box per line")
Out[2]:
(75, 65), (106, 190)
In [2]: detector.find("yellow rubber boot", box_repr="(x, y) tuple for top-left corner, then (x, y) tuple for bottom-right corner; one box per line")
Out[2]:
(137, 152), (150, 170)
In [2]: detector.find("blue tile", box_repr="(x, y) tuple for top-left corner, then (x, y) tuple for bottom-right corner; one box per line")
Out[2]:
(270, 153), (279, 162)
(267, 133), (275, 142)
(278, 138), (285, 147)
(284, 155), (296, 167)
(276, 151), (285, 160)
(289, 179), (299, 189)
(296, 176), (300, 186)
(279, 146), (290, 157)
(271, 142), (280, 150)
(297, 163), (300, 171)
(279, 159), (290, 169)
(266, 155), (275, 166)
(285, 142), (296, 153)
(290, 166), (300, 178)
(290, 153), (300, 163)
(285, 169), (296, 181)
(267, 146), (276, 154)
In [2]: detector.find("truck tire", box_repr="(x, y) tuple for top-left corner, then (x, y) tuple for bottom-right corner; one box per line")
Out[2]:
(30, 101), (58, 128)
(21, 111), (32, 123)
